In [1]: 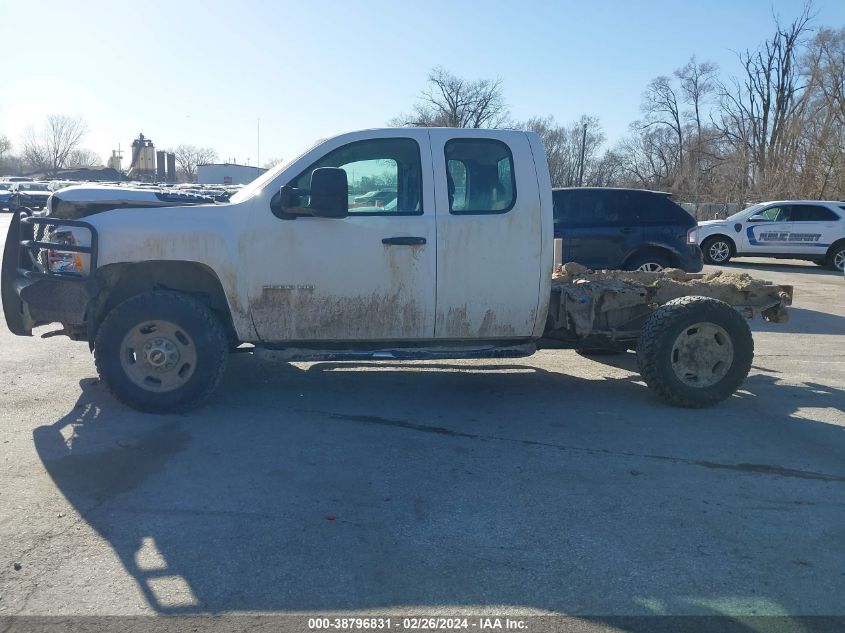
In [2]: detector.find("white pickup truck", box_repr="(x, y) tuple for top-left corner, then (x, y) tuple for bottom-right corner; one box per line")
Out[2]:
(2, 128), (792, 412)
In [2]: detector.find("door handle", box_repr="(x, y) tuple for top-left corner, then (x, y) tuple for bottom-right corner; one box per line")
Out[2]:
(382, 236), (426, 246)
(620, 227), (634, 234)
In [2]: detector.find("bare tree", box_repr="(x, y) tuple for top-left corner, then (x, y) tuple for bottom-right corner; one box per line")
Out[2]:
(522, 115), (606, 187)
(640, 76), (685, 172)
(677, 57), (719, 140)
(172, 145), (219, 182)
(676, 57), (720, 200)
(617, 124), (681, 190)
(66, 148), (102, 168)
(395, 67), (510, 128)
(714, 4), (814, 194)
(0, 134), (11, 161)
(22, 115), (87, 176)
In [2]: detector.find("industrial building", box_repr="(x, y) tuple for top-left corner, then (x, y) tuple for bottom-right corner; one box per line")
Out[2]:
(197, 163), (266, 185)
(126, 133), (177, 182)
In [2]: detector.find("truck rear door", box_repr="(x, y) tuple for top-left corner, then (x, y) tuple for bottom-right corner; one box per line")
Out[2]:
(428, 130), (545, 339)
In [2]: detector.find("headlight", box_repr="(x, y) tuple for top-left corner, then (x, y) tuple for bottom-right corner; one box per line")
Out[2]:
(687, 227), (699, 244)
(47, 231), (84, 275)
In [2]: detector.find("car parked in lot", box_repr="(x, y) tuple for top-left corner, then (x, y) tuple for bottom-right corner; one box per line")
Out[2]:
(352, 190), (396, 205)
(0, 183), (13, 210)
(552, 187), (703, 272)
(697, 200), (845, 271)
(8, 182), (51, 211)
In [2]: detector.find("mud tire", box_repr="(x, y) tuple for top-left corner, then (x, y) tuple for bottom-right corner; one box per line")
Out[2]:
(637, 296), (753, 407)
(94, 291), (228, 413)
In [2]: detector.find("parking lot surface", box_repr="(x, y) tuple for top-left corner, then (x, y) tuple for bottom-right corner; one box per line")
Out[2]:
(0, 213), (843, 618)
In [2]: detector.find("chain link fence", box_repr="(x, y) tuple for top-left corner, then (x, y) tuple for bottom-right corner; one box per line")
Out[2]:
(678, 201), (745, 221)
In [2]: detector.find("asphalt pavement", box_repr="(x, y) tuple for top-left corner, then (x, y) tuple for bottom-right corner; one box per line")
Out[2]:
(0, 213), (843, 619)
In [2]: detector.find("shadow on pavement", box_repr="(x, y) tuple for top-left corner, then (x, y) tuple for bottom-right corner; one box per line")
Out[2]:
(749, 307), (845, 336)
(31, 354), (845, 619)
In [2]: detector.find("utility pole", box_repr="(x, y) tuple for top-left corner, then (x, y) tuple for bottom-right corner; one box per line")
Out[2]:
(257, 118), (260, 170)
(577, 123), (587, 187)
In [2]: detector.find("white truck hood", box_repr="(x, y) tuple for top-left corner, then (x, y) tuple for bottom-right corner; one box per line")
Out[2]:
(47, 185), (217, 219)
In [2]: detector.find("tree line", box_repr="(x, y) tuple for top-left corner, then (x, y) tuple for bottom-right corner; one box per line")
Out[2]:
(0, 116), (222, 183)
(394, 4), (844, 206)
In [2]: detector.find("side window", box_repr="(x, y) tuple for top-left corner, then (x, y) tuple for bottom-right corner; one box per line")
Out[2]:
(637, 194), (688, 224)
(445, 139), (516, 214)
(790, 205), (838, 222)
(553, 192), (574, 224)
(290, 137), (422, 215)
(562, 191), (600, 226)
(604, 191), (636, 225)
(750, 206), (790, 222)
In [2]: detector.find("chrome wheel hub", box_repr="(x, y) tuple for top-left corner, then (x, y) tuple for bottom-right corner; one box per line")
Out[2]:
(834, 249), (845, 271)
(120, 320), (197, 392)
(636, 262), (664, 272)
(709, 242), (730, 262)
(671, 322), (734, 388)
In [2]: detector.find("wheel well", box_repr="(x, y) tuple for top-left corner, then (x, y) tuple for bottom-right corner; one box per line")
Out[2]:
(702, 234), (736, 253)
(624, 246), (674, 267)
(827, 238), (845, 258)
(91, 261), (237, 344)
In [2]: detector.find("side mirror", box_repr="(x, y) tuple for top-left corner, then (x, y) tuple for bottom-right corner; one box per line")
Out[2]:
(747, 215), (765, 222)
(309, 168), (348, 218)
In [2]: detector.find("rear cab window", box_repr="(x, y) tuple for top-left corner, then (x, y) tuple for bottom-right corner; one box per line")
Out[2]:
(445, 139), (515, 214)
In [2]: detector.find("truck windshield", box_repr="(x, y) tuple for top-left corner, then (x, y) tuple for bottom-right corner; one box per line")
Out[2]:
(229, 138), (324, 204)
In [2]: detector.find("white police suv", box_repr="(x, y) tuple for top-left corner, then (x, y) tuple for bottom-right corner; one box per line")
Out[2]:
(696, 201), (845, 271)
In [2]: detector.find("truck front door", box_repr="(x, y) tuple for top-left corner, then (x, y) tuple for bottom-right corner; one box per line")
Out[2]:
(429, 130), (544, 339)
(246, 132), (436, 342)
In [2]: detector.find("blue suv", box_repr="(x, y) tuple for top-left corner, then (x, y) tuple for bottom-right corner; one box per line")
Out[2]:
(553, 187), (703, 272)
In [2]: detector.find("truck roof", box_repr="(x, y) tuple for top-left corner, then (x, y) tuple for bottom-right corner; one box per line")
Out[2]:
(553, 186), (672, 196)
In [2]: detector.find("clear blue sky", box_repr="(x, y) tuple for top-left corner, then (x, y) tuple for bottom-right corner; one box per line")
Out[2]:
(3, 0), (844, 166)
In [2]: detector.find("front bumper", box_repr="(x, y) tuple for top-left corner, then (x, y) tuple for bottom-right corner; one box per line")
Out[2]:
(1, 212), (98, 336)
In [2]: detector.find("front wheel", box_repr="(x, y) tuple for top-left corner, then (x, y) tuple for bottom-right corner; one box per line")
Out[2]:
(636, 296), (753, 407)
(94, 291), (229, 413)
(701, 236), (734, 265)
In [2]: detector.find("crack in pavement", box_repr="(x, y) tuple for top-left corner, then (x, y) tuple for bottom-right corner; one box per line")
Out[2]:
(297, 409), (845, 483)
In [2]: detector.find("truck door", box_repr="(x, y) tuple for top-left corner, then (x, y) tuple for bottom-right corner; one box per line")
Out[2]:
(429, 130), (544, 339)
(740, 204), (793, 253)
(245, 132), (437, 342)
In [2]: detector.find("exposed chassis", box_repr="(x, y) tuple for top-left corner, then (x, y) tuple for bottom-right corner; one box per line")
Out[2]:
(543, 263), (793, 349)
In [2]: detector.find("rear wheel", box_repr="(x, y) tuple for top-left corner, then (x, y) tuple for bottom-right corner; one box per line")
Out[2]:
(94, 291), (229, 413)
(701, 236), (734, 265)
(625, 252), (670, 272)
(637, 296), (753, 407)
(827, 241), (845, 272)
